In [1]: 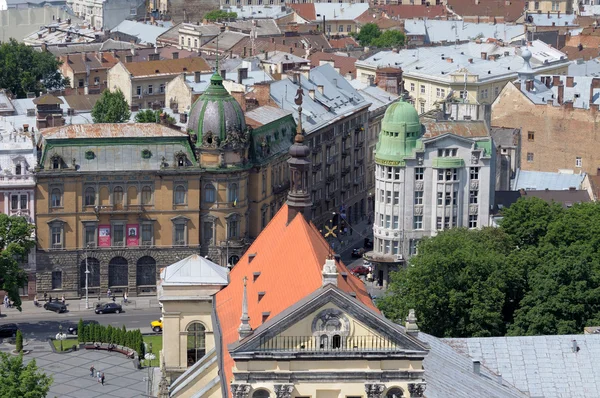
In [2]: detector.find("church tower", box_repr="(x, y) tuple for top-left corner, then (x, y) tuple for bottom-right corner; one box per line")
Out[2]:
(286, 83), (312, 224)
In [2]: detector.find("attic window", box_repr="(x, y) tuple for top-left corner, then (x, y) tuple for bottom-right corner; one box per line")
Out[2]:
(183, 67), (187, 71)
(258, 291), (265, 302)
(341, 272), (348, 279)
(253, 271), (261, 281)
(575, 93), (580, 98)
(262, 312), (270, 323)
(249, 253), (257, 263)
(155, 69), (160, 73)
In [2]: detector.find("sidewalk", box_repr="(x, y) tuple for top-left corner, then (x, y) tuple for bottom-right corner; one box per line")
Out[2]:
(1, 296), (161, 318)
(331, 217), (373, 256)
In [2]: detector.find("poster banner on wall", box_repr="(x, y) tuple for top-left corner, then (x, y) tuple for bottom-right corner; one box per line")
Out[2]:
(98, 225), (111, 247)
(126, 224), (139, 246)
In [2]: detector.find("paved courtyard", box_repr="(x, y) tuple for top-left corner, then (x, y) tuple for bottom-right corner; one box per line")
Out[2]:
(8, 341), (151, 398)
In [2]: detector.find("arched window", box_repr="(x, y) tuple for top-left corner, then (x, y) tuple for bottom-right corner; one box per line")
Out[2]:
(386, 388), (404, 398)
(332, 334), (341, 349)
(80, 258), (100, 290)
(113, 186), (124, 207)
(136, 256), (156, 286)
(319, 334), (328, 349)
(84, 187), (96, 206)
(186, 322), (206, 366)
(204, 184), (216, 203)
(141, 186), (152, 205)
(228, 183), (238, 203)
(174, 185), (186, 205)
(51, 188), (62, 207)
(253, 390), (270, 398)
(108, 256), (128, 287)
(52, 156), (61, 169)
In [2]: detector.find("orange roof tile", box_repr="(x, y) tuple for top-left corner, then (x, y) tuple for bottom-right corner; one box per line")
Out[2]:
(328, 36), (359, 49)
(215, 204), (376, 397)
(309, 52), (358, 78)
(289, 3), (317, 21)
(121, 57), (211, 77)
(376, 4), (448, 19)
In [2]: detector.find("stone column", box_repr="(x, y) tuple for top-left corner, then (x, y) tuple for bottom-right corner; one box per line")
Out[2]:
(274, 384), (294, 398)
(230, 384), (251, 398)
(365, 384), (385, 398)
(407, 383), (426, 398)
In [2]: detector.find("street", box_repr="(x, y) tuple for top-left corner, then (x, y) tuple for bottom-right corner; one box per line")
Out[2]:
(0, 307), (160, 340)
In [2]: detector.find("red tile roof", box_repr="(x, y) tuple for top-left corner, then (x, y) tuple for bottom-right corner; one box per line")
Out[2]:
(215, 204), (376, 397)
(289, 3), (317, 21)
(329, 36), (359, 49)
(446, 0), (526, 22)
(376, 4), (448, 19)
(309, 52), (358, 78)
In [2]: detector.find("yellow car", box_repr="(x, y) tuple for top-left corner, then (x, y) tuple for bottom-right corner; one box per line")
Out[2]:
(151, 317), (163, 333)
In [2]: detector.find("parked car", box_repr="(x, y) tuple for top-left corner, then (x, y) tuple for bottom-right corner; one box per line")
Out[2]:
(351, 247), (365, 258)
(0, 323), (18, 338)
(43, 301), (67, 313)
(68, 320), (98, 335)
(95, 303), (122, 314)
(151, 317), (163, 333)
(351, 265), (370, 276)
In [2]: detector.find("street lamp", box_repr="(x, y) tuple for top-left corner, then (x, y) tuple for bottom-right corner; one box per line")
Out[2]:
(56, 324), (67, 352)
(85, 248), (90, 309)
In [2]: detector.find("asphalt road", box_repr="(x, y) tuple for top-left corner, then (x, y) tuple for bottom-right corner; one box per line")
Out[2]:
(0, 308), (161, 340)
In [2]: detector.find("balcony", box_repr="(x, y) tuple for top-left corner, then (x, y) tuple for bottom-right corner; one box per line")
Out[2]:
(341, 149), (349, 158)
(353, 179), (360, 186)
(311, 199), (321, 208)
(326, 175), (336, 184)
(257, 335), (401, 352)
(326, 155), (337, 165)
(312, 163), (322, 172)
(341, 166), (351, 176)
(354, 159), (364, 168)
(354, 141), (364, 149)
(325, 139), (335, 148)
(311, 146), (321, 154)
(0, 174), (35, 187)
(94, 204), (148, 213)
(273, 181), (290, 195)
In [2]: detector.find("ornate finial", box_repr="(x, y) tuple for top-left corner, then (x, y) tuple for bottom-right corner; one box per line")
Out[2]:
(216, 34), (220, 73)
(294, 82), (304, 143)
(238, 276), (252, 340)
(405, 309), (419, 336)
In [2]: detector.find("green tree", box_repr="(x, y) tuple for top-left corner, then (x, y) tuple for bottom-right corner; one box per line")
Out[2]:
(135, 109), (176, 125)
(0, 353), (52, 398)
(77, 319), (85, 343)
(371, 30), (405, 48)
(354, 23), (381, 47)
(204, 10), (237, 21)
(499, 197), (562, 248)
(15, 330), (23, 353)
(91, 89), (131, 123)
(0, 214), (35, 311)
(0, 39), (68, 98)
(378, 228), (520, 337)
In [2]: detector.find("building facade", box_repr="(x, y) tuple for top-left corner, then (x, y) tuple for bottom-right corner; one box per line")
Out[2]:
(35, 123), (201, 297)
(364, 99), (494, 286)
(59, 51), (119, 94)
(66, 0), (145, 30)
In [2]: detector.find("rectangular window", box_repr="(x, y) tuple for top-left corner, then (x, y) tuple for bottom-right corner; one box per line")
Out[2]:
(393, 215), (399, 229)
(386, 191), (392, 204)
(52, 271), (62, 290)
(437, 192), (443, 205)
(160, 83), (165, 93)
(142, 224), (153, 245)
(392, 241), (399, 255)
(413, 216), (423, 229)
(85, 225), (96, 247)
(380, 189), (384, 202)
(113, 224), (125, 246)
(436, 217), (442, 230)
(11, 195), (18, 210)
(175, 224), (186, 245)
(380, 214), (384, 227)
(338, 25), (344, 32)
(460, 90), (467, 99)
(527, 152), (534, 162)
(394, 168), (400, 180)
(415, 167), (424, 180)
(409, 239), (419, 256)
(420, 102), (425, 114)
(528, 131), (535, 141)
(385, 215), (391, 228)
(469, 215), (478, 228)
(410, 83), (415, 91)
(420, 85), (425, 94)
(470, 167), (479, 180)
(444, 217), (450, 229)
(136, 86), (141, 95)
(393, 191), (400, 204)
(347, 25), (352, 32)
(469, 190), (478, 204)
(414, 191), (423, 205)
(94, 76), (100, 85)
(148, 85), (153, 94)
(20, 194), (27, 209)
(576, 157), (582, 168)
(51, 226), (62, 248)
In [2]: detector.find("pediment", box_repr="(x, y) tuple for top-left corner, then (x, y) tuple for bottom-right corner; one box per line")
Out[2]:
(228, 284), (428, 355)
(422, 133), (479, 147)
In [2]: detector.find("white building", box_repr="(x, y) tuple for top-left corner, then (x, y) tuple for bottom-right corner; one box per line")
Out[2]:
(66, 0), (145, 30)
(364, 99), (495, 287)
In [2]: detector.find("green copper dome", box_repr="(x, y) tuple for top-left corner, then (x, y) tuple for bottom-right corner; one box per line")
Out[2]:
(187, 72), (246, 147)
(375, 99), (422, 165)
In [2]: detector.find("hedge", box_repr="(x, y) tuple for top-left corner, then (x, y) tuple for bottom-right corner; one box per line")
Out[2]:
(77, 319), (145, 357)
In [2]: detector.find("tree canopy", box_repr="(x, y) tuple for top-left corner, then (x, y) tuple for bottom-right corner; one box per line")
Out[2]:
(204, 10), (237, 21)
(354, 24), (405, 48)
(0, 39), (68, 97)
(0, 214), (35, 311)
(134, 109), (176, 125)
(0, 353), (52, 398)
(91, 89), (131, 123)
(378, 198), (600, 337)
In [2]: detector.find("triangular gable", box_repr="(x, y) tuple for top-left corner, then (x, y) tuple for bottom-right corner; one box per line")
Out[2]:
(421, 132), (483, 146)
(229, 284), (428, 354)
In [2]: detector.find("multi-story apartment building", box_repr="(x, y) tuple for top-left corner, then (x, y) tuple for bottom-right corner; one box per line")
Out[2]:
(66, 0), (145, 30)
(35, 123), (201, 297)
(289, 3), (369, 36)
(59, 52), (119, 94)
(270, 64), (371, 229)
(364, 98), (494, 287)
(355, 40), (570, 114)
(107, 57), (211, 110)
(0, 127), (37, 299)
(525, 0), (572, 14)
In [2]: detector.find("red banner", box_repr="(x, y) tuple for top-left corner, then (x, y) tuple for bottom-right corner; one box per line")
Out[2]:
(98, 225), (111, 247)
(127, 224), (139, 246)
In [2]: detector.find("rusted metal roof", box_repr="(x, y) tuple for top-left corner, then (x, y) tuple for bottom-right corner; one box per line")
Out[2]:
(41, 123), (187, 139)
(33, 94), (64, 105)
(422, 121), (489, 138)
(121, 57), (211, 77)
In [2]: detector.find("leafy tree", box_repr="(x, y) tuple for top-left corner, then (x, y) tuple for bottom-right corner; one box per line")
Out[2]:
(77, 319), (85, 343)
(91, 89), (131, 123)
(371, 30), (405, 48)
(0, 353), (52, 398)
(0, 39), (68, 98)
(499, 197), (562, 248)
(378, 228), (519, 337)
(354, 23), (381, 47)
(204, 10), (237, 21)
(0, 214), (35, 311)
(15, 331), (23, 352)
(135, 109), (176, 125)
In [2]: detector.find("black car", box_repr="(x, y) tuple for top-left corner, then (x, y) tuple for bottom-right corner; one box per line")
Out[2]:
(95, 303), (122, 314)
(68, 320), (99, 335)
(43, 301), (67, 313)
(0, 323), (18, 338)
(351, 247), (365, 258)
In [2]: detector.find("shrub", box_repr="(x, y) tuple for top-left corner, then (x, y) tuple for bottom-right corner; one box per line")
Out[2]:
(77, 319), (84, 343)
(15, 330), (23, 352)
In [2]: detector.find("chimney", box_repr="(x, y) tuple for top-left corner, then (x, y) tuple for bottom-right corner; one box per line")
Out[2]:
(567, 76), (574, 88)
(317, 84), (324, 95)
(545, 76), (551, 88)
(194, 71), (201, 83)
(552, 75), (561, 86)
(558, 10), (561, 18)
(309, 89), (315, 99)
(473, 361), (481, 376)
(221, 69), (226, 79)
(243, 47), (247, 57)
(405, 309), (419, 336)
(558, 83), (564, 105)
(564, 101), (574, 110)
(572, 339), (580, 352)
(446, 57), (453, 63)
(481, 52), (487, 60)
(591, 77), (600, 105)
(547, 11), (550, 18)
(468, 58), (473, 64)
(497, 374), (503, 385)
(237, 67), (248, 84)
(526, 79), (534, 92)
(231, 90), (247, 111)
(41, 43), (47, 52)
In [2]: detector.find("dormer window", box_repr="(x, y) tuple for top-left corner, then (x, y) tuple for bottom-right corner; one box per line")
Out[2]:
(51, 154), (63, 170)
(15, 164), (21, 175)
(175, 152), (187, 167)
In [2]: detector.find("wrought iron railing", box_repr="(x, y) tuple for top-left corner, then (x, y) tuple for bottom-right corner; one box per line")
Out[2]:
(257, 335), (401, 352)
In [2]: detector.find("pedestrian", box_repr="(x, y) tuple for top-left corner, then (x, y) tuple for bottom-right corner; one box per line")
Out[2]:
(33, 295), (38, 307)
(48, 294), (52, 303)
(123, 291), (128, 304)
(43, 292), (47, 302)
(111, 294), (116, 303)
(101, 372), (105, 386)
(90, 365), (95, 376)
(96, 370), (101, 383)
(106, 288), (111, 298)
(61, 295), (65, 305)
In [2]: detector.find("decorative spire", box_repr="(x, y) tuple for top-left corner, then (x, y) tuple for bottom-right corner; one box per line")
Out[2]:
(294, 82), (304, 143)
(517, 46), (535, 82)
(238, 276), (252, 340)
(405, 309), (419, 336)
(322, 257), (338, 287)
(215, 34), (220, 74)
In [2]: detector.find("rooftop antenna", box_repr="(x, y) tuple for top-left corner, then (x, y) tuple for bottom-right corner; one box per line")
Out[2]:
(251, 19), (257, 59)
(215, 33), (220, 73)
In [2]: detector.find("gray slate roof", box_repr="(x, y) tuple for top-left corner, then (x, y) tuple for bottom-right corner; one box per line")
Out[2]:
(444, 334), (600, 398)
(403, 19), (524, 43)
(517, 75), (600, 109)
(512, 169), (586, 190)
(568, 59), (600, 77)
(111, 20), (171, 45)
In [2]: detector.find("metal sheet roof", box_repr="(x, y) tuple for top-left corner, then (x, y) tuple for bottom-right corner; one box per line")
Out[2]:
(41, 123), (187, 139)
(111, 20), (171, 45)
(512, 169), (586, 190)
(403, 19), (525, 43)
